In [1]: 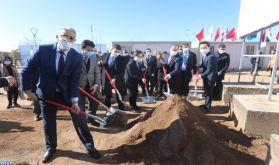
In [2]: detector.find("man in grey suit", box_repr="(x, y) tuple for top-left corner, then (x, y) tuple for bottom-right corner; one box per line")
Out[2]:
(79, 40), (101, 126)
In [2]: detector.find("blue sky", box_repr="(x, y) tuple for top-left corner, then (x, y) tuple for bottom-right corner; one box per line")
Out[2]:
(0, 0), (242, 51)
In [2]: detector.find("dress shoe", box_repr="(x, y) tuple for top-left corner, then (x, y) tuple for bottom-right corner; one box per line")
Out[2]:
(34, 114), (40, 121)
(131, 107), (141, 113)
(87, 148), (102, 159)
(42, 150), (55, 163)
(14, 102), (21, 107)
(7, 103), (12, 109)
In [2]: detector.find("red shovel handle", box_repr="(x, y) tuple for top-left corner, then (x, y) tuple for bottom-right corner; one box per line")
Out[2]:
(104, 69), (117, 89)
(142, 71), (147, 88)
(79, 87), (101, 104)
(44, 99), (85, 116)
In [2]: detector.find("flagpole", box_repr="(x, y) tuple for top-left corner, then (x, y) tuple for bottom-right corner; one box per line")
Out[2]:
(252, 31), (263, 83)
(238, 38), (246, 82)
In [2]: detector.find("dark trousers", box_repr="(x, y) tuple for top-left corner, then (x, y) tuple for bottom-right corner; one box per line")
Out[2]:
(181, 73), (191, 96)
(214, 78), (223, 100)
(146, 74), (155, 94)
(203, 79), (215, 110)
(39, 92), (94, 152)
(157, 79), (166, 96)
(103, 79), (124, 110)
(78, 87), (98, 116)
(7, 86), (19, 104)
(127, 84), (138, 108)
(33, 100), (41, 115)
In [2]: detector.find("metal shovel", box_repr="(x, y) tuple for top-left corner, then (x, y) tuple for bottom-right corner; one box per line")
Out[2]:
(79, 87), (127, 128)
(188, 72), (204, 100)
(140, 73), (156, 104)
(163, 67), (172, 97)
(39, 98), (107, 126)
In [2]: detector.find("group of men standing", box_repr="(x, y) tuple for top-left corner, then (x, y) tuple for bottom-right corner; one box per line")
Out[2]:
(20, 27), (230, 163)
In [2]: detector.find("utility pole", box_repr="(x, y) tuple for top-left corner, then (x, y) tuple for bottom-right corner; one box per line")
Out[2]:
(30, 27), (38, 47)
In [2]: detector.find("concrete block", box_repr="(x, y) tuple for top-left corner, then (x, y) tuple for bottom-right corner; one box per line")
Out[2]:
(231, 95), (279, 138)
(266, 134), (279, 165)
(222, 82), (279, 105)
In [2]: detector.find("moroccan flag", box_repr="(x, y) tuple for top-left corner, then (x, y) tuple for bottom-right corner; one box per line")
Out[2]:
(214, 27), (220, 41)
(261, 30), (266, 42)
(227, 27), (236, 40)
(196, 28), (204, 42)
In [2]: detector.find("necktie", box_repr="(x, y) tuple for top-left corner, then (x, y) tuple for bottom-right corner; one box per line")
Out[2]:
(168, 56), (173, 64)
(109, 56), (115, 68)
(58, 51), (65, 75)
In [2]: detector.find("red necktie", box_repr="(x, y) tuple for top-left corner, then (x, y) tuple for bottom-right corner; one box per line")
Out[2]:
(58, 51), (65, 75)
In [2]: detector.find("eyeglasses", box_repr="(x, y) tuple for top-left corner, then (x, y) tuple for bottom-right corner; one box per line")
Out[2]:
(60, 34), (75, 41)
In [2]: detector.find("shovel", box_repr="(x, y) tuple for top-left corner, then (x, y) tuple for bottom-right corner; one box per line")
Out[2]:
(104, 69), (124, 102)
(140, 72), (156, 104)
(79, 87), (128, 128)
(162, 67), (172, 97)
(188, 72), (203, 100)
(38, 98), (107, 126)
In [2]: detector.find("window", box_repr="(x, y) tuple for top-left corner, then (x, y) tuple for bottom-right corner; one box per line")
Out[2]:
(246, 46), (255, 55)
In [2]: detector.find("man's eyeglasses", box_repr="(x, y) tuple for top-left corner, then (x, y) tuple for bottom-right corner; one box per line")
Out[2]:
(60, 34), (75, 41)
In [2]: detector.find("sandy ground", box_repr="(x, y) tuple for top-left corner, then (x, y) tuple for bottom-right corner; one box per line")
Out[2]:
(0, 70), (278, 165)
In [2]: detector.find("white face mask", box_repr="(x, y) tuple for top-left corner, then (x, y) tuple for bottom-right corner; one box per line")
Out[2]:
(4, 61), (11, 65)
(200, 48), (210, 56)
(134, 57), (143, 62)
(183, 48), (189, 53)
(218, 50), (225, 54)
(146, 52), (151, 56)
(57, 37), (73, 51)
(170, 50), (177, 56)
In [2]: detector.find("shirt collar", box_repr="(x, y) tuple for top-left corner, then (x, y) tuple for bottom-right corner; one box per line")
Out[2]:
(56, 45), (70, 56)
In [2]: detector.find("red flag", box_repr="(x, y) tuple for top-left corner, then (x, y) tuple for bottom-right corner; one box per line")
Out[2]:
(214, 27), (220, 41)
(196, 28), (204, 42)
(276, 32), (279, 40)
(261, 30), (266, 42)
(227, 27), (236, 40)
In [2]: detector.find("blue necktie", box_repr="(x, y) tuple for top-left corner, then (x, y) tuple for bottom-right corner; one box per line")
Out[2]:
(109, 56), (115, 68)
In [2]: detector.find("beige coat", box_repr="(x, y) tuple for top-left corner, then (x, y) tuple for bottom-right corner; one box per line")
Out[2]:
(267, 55), (276, 69)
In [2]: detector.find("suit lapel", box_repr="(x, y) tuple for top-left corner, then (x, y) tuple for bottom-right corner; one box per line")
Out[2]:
(51, 45), (58, 75)
(63, 49), (73, 74)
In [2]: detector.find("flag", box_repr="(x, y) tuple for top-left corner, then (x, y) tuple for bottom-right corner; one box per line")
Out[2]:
(265, 28), (272, 42)
(246, 33), (257, 40)
(227, 27), (236, 40)
(214, 27), (220, 41)
(196, 28), (204, 42)
(261, 30), (266, 42)
(221, 32), (225, 41)
(206, 26), (213, 41)
(276, 32), (279, 40)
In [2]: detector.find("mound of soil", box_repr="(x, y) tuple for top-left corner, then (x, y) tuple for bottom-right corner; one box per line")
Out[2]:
(100, 95), (262, 165)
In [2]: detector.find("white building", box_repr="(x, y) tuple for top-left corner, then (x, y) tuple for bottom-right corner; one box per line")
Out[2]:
(110, 41), (277, 71)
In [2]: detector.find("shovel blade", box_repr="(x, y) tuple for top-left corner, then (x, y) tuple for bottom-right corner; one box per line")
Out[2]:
(163, 92), (172, 97)
(141, 96), (156, 104)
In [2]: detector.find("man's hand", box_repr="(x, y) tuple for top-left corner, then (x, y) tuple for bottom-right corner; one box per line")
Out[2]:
(141, 68), (146, 72)
(195, 75), (201, 83)
(151, 74), (155, 77)
(24, 90), (38, 101)
(90, 84), (99, 94)
(218, 71), (222, 76)
(142, 78), (146, 84)
(72, 104), (80, 115)
(98, 61), (103, 67)
(164, 74), (171, 81)
(6, 76), (16, 86)
(111, 78), (116, 87)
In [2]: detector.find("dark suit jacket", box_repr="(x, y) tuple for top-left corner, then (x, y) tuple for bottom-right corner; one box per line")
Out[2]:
(182, 51), (197, 82)
(124, 59), (144, 88)
(215, 52), (230, 80)
(0, 77), (8, 87)
(102, 53), (127, 96)
(144, 56), (157, 76)
(21, 44), (82, 104)
(165, 54), (183, 93)
(200, 52), (218, 82)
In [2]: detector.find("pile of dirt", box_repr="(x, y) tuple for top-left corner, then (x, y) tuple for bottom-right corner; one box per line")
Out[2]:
(100, 95), (263, 165)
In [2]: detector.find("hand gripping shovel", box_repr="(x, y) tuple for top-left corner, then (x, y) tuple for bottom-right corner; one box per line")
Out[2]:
(188, 72), (203, 100)
(140, 72), (156, 104)
(79, 87), (128, 128)
(38, 98), (107, 126)
(104, 69), (124, 102)
(162, 67), (172, 97)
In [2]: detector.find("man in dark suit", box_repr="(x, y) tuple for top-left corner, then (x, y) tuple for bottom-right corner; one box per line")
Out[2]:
(164, 45), (183, 95)
(124, 50), (145, 112)
(197, 41), (218, 113)
(0, 76), (16, 87)
(99, 44), (127, 110)
(144, 48), (157, 95)
(180, 43), (197, 96)
(79, 40), (101, 126)
(214, 44), (230, 100)
(21, 28), (101, 163)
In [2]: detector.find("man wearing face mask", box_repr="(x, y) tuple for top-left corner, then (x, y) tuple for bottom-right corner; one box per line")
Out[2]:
(21, 28), (101, 163)
(100, 44), (127, 111)
(124, 50), (145, 112)
(122, 49), (131, 68)
(180, 43), (197, 96)
(164, 45), (183, 95)
(197, 41), (217, 113)
(79, 40), (101, 126)
(213, 44), (230, 100)
(144, 48), (157, 95)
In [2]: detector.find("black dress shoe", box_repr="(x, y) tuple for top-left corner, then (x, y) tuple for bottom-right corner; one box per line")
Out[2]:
(42, 150), (55, 163)
(131, 107), (141, 113)
(87, 148), (102, 159)
(14, 103), (21, 107)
